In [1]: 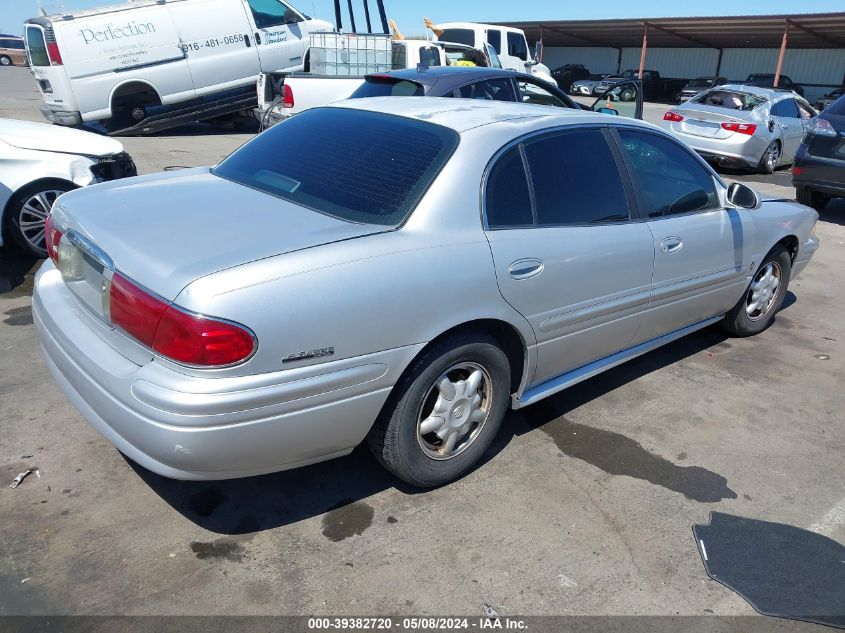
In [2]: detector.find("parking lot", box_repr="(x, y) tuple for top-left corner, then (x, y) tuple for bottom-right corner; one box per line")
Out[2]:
(1, 64), (844, 619)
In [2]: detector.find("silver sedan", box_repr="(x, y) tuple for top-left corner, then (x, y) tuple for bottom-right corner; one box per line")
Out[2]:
(34, 99), (819, 487)
(660, 84), (817, 173)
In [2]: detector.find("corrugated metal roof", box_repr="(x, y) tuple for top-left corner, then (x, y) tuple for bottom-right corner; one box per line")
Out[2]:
(497, 13), (845, 49)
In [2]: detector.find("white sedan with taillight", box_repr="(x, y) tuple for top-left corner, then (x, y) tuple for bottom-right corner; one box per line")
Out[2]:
(659, 83), (817, 174)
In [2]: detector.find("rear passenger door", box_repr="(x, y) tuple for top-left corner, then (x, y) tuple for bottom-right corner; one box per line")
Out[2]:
(770, 98), (805, 159)
(483, 128), (655, 387)
(615, 128), (755, 341)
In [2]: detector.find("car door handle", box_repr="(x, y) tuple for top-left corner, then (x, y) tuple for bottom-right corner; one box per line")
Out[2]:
(508, 258), (544, 280)
(781, 124), (789, 129)
(660, 237), (683, 254)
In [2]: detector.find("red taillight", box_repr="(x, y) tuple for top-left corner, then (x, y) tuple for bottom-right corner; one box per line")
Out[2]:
(282, 83), (294, 108)
(721, 122), (757, 135)
(792, 166), (804, 176)
(46, 41), (63, 65)
(109, 273), (255, 366)
(44, 214), (63, 265)
(664, 111), (684, 122)
(153, 307), (255, 367)
(109, 274), (169, 347)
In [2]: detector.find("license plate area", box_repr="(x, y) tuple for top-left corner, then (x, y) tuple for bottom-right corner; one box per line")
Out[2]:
(59, 231), (114, 325)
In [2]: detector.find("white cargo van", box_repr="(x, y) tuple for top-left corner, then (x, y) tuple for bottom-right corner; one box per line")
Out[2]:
(24, 0), (331, 130)
(434, 22), (554, 85)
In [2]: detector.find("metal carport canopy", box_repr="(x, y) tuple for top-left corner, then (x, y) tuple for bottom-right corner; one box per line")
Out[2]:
(496, 13), (845, 49)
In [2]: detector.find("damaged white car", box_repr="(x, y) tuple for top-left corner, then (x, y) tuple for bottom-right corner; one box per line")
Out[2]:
(0, 119), (136, 257)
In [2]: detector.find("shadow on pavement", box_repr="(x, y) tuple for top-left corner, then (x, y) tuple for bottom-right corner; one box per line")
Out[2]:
(139, 312), (795, 533)
(0, 246), (38, 298)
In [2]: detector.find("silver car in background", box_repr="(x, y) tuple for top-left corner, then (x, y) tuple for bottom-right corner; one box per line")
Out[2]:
(34, 99), (819, 488)
(660, 84), (816, 173)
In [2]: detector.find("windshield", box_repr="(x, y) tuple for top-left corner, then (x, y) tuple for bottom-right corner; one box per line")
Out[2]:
(688, 78), (712, 88)
(439, 29), (475, 47)
(351, 78), (425, 98)
(214, 108), (458, 227)
(693, 90), (765, 111)
(746, 74), (775, 84)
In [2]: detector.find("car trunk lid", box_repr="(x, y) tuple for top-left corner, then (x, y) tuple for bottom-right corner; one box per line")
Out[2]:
(672, 105), (756, 139)
(51, 167), (389, 309)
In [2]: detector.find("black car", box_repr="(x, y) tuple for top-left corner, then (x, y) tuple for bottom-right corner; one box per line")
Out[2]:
(677, 76), (727, 102)
(745, 73), (804, 97)
(551, 63), (591, 92)
(815, 88), (844, 111)
(793, 93), (845, 210)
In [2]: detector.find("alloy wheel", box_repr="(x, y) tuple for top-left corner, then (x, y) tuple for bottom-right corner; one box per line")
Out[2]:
(746, 261), (782, 321)
(416, 362), (493, 460)
(18, 189), (64, 254)
(765, 143), (780, 172)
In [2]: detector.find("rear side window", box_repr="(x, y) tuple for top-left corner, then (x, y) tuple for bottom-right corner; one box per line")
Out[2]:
(455, 78), (516, 102)
(771, 99), (800, 118)
(486, 147), (533, 228)
(486, 30), (501, 54)
(351, 78), (424, 98)
(439, 29), (475, 47)
(214, 108), (458, 226)
(618, 129), (718, 218)
(25, 27), (49, 66)
(507, 32), (528, 61)
(524, 130), (629, 225)
(694, 90), (764, 111)
(1, 38), (23, 49)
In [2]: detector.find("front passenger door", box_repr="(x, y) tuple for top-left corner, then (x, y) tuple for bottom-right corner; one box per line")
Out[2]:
(615, 129), (755, 342)
(483, 128), (655, 387)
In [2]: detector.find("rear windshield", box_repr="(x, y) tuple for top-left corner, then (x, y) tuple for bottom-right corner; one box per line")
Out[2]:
(693, 90), (765, 111)
(351, 78), (425, 98)
(439, 29), (475, 47)
(25, 27), (49, 66)
(213, 108), (458, 226)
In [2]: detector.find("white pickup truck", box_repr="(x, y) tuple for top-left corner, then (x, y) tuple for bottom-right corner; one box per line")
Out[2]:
(256, 36), (502, 127)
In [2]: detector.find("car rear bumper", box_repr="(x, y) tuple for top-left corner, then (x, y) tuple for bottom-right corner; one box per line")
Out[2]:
(34, 263), (417, 480)
(40, 104), (83, 126)
(664, 127), (768, 168)
(793, 150), (845, 198)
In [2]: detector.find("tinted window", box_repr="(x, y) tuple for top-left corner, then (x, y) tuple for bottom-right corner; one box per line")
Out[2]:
(693, 90), (764, 111)
(771, 99), (800, 118)
(25, 27), (48, 66)
(507, 32), (528, 61)
(486, 147), (533, 228)
(214, 108), (458, 226)
(439, 29), (475, 47)
(618, 130), (718, 218)
(419, 46), (441, 67)
(246, 0), (300, 28)
(455, 78), (516, 102)
(523, 130), (629, 225)
(517, 80), (569, 107)
(350, 78), (424, 98)
(486, 30), (501, 54)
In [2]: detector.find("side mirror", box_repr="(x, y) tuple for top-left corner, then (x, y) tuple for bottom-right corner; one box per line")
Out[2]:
(727, 182), (759, 209)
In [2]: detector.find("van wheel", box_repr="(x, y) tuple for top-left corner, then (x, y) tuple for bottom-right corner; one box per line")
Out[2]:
(0, 55), (12, 66)
(367, 333), (510, 487)
(4, 181), (75, 258)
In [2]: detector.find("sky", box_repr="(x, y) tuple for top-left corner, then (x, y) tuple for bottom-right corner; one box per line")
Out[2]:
(2, 0), (843, 36)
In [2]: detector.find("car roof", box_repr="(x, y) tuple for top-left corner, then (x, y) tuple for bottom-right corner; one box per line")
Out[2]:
(328, 97), (654, 134)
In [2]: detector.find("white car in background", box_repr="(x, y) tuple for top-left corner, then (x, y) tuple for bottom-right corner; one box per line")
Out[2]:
(1, 119), (136, 257)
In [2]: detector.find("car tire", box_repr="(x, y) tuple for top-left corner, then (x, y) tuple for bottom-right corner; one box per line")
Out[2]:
(4, 181), (75, 258)
(796, 187), (830, 211)
(367, 332), (511, 487)
(0, 55), (12, 67)
(758, 141), (781, 174)
(722, 245), (791, 337)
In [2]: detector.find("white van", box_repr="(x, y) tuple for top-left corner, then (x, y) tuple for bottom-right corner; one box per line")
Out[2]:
(24, 0), (331, 130)
(433, 22), (554, 85)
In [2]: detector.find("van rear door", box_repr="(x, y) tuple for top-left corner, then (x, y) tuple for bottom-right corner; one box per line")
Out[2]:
(167, 0), (259, 94)
(24, 23), (78, 123)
